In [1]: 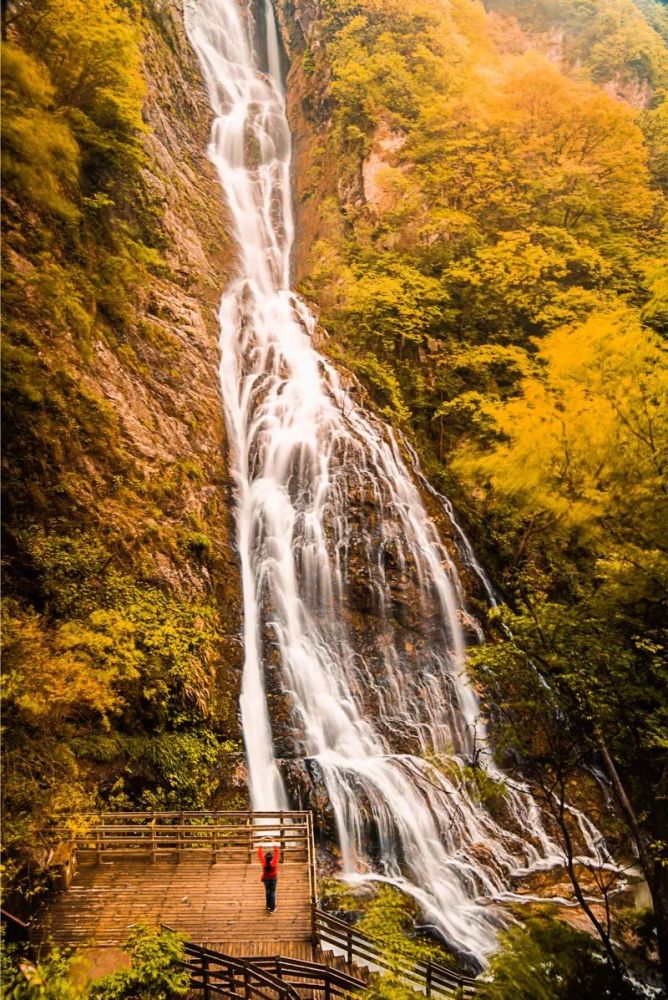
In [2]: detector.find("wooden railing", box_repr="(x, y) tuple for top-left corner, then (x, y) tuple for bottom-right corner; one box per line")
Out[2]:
(183, 944), (301, 1000)
(241, 955), (365, 999)
(182, 943), (366, 1000)
(315, 910), (477, 998)
(54, 811), (315, 871)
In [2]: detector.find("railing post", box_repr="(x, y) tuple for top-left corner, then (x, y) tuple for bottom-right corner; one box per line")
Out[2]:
(347, 924), (353, 967)
(243, 967), (251, 1000)
(426, 959), (432, 999)
(307, 811), (318, 924)
(178, 810), (183, 862)
(325, 975), (331, 1000)
(247, 814), (253, 863)
(150, 814), (157, 863)
(311, 901), (318, 946)
(279, 810), (286, 860)
(202, 955), (211, 1000)
(96, 825), (102, 865)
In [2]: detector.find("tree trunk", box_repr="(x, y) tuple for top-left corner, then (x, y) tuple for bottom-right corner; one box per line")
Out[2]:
(552, 794), (624, 982)
(651, 861), (668, 986)
(596, 734), (668, 984)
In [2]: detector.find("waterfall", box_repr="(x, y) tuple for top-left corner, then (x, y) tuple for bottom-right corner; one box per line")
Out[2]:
(184, 0), (613, 966)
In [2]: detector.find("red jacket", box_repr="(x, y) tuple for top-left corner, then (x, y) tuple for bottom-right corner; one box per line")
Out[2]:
(258, 845), (280, 881)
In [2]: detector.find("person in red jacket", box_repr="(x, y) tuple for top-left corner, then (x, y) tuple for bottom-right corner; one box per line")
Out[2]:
(258, 843), (280, 912)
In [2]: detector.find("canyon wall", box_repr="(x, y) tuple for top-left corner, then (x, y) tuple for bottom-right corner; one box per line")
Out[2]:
(2, 0), (246, 884)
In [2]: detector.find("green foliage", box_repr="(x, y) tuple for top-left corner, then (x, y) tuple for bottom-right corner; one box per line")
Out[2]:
(20, 0), (146, 191)
(305, 0), (664, 458)
(469, 601), (666, 862)
(460, 765), (507, 811)
(363, 975), (422, 1000)
(358, 886), (438, 965)
(303, 47), (316, 75)
(1, 535), (235, 880)
(483, 0), (668, 95)
(0, 943), (82, 1000)
(182, 530), (214, 560)
(339, 350), (411, 423)
(1, 925), (188, 999)
(319, 876), (360, 912)
(1, 44), (80, 220)
(477, 917), (643, 1000)
(11, 527), (221, 718)
(633, 0), (668, 45)
(89, 923), (188, 1000)
(344, 259), (449, 350)
(2, 0), (161, 365)
(121, 731), (238, 810)
(306, 0), (668, 979)
(356, 886), (457, 1000)
(455, 307), (667, 607)
(616, 907), (659, 968)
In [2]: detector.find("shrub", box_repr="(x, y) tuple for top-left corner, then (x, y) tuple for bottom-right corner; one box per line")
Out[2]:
(477, 918), (644, 1000)
(89, 923), (188, 1000)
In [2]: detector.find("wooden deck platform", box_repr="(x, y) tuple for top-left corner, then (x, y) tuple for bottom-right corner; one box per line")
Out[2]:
(30, 813), (475, 996)
(33, 857), (312, 949)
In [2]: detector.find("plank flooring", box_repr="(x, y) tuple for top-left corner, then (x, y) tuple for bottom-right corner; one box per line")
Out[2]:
(33, 857), (312, 948)
(204, 940), (317, 959)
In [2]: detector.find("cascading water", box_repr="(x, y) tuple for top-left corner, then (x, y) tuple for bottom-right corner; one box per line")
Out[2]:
(184, 0), (613, 966)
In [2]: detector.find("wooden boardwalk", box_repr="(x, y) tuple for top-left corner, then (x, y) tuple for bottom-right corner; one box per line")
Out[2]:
(34, 857), (312, 948)
(31, 812), (477, 996)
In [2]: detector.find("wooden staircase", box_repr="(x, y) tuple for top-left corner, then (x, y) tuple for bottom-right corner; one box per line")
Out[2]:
(181, 937), (477, 998)
(315, 909), (477, 998)
(182, 944), (367, 999)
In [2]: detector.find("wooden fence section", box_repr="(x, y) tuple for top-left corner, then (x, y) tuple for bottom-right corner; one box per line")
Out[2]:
(182, 943), (366, 1000)
(239, 955), (366, 999)
(55, 811), (314, 870)
(183, 945), (300, 1000)
(314, 910), (477, 998)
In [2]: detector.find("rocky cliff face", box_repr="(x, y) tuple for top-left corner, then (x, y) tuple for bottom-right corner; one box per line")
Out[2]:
(101, 0), (240, 611)
(1, 0), (247, 872)
(271, 0), (344, 284)
(101, 0), (246, 744)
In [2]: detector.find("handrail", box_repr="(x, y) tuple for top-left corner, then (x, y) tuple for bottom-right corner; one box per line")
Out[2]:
(51, 811), (314, 865)
(1, 908), (30, 929)
(54, 811), (313, 818)
(183, 944), (301, 1000)
(243, 955), (365, 996)
(180, 938), (474, 1000)
(181, 943), (366, 1000)
(306, 810), (318, 941)
(315, 909), (477, 997)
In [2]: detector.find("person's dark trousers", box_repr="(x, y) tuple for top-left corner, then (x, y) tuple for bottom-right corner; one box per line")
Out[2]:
(265, 879), (277, 911)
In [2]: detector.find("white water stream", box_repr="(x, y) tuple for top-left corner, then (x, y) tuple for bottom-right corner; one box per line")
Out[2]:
(184, 0), (612, 966)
